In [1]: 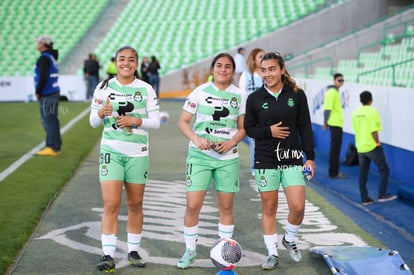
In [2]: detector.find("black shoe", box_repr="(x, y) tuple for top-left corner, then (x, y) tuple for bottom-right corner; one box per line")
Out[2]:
(362, 198), (375, 205)
(128, 251), (146, 267)
(97, 255), (115, 272)
(329, 173), (347, 179)
(378, 194), (397, 202)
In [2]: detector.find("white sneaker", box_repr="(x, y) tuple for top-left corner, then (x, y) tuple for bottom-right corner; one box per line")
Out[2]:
(261, 255), (279, 270)
(377, 194), (397, 202)
(282, 236), (302, 262)
(176, 249), (196, 269)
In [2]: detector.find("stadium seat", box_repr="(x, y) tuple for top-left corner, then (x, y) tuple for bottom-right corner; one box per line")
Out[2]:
(384, 33), (397, 45)
(405, 24), (414, 36)
(299, 18), (414, 88)
(0, 0), (110, 76)
(1, 0), (339, 77)
(90, 0), (332, 77)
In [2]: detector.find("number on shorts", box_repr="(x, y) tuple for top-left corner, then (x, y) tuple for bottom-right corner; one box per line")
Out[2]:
(186, 163), (192, 176)
(100, 153), (111, 164)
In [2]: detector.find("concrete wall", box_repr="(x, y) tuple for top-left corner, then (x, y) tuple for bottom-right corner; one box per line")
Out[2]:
(159, 0), (412, 94)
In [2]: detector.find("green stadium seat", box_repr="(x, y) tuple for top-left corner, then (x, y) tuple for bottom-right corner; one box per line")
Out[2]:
(298, 18), (413, 89)
(84, 0), (331, 78)
(1, 0), (337, 77)
(0, 0), (110, 76)
(405, 25), (414, 36)
(384, 33), (396, 45)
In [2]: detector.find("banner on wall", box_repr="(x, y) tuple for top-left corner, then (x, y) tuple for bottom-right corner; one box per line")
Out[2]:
(1, 76), (413, 152)
(297, 78), (414, 152)
(0, 75), (87, 102)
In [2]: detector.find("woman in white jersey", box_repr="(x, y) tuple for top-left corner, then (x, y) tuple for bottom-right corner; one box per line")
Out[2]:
(176, 53), (246, 269)
(239, 48), (265, 176)
(89, 46), (160, 272)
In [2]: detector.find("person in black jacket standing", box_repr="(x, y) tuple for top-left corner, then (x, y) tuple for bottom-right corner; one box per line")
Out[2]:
(244, 52), (315, 270)
(84, 53), (100, 100)
(34, 35), (62, 156)
(140, 56), (150, 84)
(148, 55), (161, 97)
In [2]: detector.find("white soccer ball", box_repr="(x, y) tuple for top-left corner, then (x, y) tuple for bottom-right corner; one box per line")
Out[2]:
(159, 111), (169, 124)
(210, 238), (242, 268)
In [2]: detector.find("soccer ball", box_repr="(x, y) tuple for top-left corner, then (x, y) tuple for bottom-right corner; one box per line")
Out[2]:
(159, 111), (169, 124)
(210, 238), (242, 269)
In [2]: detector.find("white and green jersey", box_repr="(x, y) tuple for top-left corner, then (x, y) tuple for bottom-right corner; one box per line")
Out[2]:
(183, 82), (246, 160)
(90, 78), (160, 157)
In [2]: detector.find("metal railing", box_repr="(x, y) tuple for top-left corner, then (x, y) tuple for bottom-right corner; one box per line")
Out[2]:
(288, 3), (414, 61)
(356, 19), (414, 67)
(356, 58), (414, 87)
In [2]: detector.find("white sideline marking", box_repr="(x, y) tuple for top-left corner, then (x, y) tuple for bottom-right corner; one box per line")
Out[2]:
(0, 107), (90, 182)
(36, 179), (367, 268)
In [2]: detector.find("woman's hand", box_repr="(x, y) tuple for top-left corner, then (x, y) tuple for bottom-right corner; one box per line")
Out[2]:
(99, 98), (113, 118)
(211, 140), (236, 154)
(116, 116), (141, 128)
(193, 136), (212, 150)
(303, 160), (315, 179)
(270, 122), (290, 139)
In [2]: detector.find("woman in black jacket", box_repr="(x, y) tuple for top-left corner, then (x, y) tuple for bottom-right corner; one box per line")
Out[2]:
(244, 52), (315, 270)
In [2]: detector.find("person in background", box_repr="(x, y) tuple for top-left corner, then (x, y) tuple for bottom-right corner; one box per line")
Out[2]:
(323, 73), (347, 179)
(244, 52), (315, 270)
(106, 57), (117, 78)
(238, 48), (265, 176)
(148, 55), (161, 97)
(140, 56), (150, 84)
(233, 47), (246, 85)
(176, 53), (246, 269)
(84, 53), (100, 100)
(352, 91), (397, 205)
(34, 35), (62, 157)
(89, 46), (160, 272)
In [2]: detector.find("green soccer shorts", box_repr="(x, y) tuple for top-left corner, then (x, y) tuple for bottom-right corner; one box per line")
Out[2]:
(99, 149), (148, 184)
(185, 150), (240, 193)
(254, 165), (306, 192)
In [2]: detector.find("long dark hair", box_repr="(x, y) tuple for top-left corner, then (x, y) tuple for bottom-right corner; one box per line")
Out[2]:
(99, 46), (140, 89)
(261, 52), (300, 92)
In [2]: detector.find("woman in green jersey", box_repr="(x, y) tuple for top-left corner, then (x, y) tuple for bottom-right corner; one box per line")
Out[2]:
(176, 53), (246, 269)
(89, 46), (160, 272)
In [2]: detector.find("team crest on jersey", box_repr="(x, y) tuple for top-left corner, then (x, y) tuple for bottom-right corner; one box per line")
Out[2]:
(101, 165), (108, 176)
(134, 91), (143, 102)
(186, 100), (196, 110)
(186, 176), (192, 187)
(287, 98), (295, 107)
(259, 175), (267, 187)
(229, 97), (240, 108)
(95, 98), (103, 105)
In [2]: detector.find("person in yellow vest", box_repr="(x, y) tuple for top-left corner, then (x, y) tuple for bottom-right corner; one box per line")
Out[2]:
(323, 73), (346, 179)
(106, 57), (117, 78)
(352, 91), (397, 205)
